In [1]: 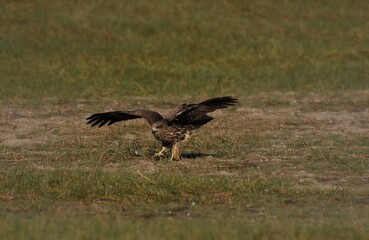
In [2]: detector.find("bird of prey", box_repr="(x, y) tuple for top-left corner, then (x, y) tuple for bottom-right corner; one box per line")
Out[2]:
(86, 96), (238, 161)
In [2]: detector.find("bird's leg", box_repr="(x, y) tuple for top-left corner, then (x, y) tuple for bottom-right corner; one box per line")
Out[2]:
(170, 143), (181, 161)
(154, 146), (168, 157)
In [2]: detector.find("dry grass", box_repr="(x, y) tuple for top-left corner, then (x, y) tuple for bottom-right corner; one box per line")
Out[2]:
(1, 0), (369, 238)
(1, 92), (368, 239)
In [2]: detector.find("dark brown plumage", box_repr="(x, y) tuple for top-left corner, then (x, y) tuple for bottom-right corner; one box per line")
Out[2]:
(86, 96), (238, 160)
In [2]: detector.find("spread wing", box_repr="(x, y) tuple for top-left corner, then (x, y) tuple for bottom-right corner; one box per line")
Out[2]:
(170, 96), (238, 125)
(86, 110), (164, 128)
(166, 103), (188, 121)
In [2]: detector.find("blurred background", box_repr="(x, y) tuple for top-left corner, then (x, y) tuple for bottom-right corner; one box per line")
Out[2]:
(1, 0), (368, 99)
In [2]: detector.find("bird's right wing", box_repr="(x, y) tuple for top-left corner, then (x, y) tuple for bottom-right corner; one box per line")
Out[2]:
(86, 110), (164, 128)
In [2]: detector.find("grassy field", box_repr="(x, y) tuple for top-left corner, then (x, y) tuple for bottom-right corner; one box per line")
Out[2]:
(1, 0), (369, 99)
(1, 0), (369, 239)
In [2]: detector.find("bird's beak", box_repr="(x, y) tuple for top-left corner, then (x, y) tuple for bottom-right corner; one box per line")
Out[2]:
(152, 127), (158, 132)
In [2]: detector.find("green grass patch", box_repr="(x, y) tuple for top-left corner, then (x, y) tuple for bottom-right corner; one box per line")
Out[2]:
(1, 165), (362, 239)
(2, 211), (369, 240)
(1, 167), (304, 205)
(1, 0), (368, 99)
(1, 1), (368, 233)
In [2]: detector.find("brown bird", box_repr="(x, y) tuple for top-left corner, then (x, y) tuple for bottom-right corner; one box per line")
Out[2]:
(86, 96), (238, 161)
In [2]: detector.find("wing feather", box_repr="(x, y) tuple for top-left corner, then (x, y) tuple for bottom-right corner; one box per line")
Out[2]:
(166, 104), (188, 121)
(86, 110), (163, 128)
(171, 96), (238, 124)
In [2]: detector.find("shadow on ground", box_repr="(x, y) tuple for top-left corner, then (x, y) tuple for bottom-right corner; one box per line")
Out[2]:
(142, 148), (222, 160)
(181, 152), (222, 159)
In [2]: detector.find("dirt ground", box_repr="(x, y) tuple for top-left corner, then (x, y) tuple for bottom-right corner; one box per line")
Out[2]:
(1, 91), (368, 193)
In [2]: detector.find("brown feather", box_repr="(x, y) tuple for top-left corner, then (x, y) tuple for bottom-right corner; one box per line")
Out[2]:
(86, 110), (163, 128)
(86, 96), (238, 160)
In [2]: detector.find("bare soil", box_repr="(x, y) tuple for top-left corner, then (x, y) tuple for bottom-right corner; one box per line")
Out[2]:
(1, 91), (368, 192)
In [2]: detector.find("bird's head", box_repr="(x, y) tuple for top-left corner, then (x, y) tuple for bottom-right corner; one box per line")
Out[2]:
(152, 120), (166, 132)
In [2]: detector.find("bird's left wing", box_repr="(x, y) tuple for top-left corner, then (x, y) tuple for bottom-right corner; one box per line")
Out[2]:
(86, 110), (164, 128)
(171, 96), (238, 124)
(165, 104), (188, 121)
